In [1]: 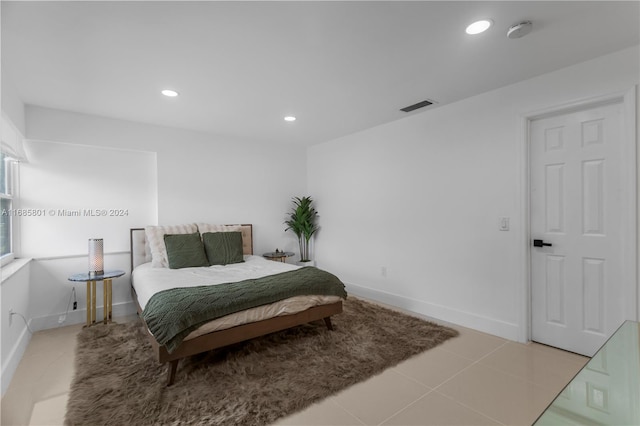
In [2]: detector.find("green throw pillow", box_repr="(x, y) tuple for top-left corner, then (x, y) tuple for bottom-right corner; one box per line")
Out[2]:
(202, 231), (245, 266)
(164, 233), (209, 269)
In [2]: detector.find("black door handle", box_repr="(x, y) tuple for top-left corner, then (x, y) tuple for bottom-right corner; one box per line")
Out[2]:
(533, 239), (552, 247)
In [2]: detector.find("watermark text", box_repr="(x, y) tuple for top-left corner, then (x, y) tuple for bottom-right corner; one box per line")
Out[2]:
(1, 208), (129, 217)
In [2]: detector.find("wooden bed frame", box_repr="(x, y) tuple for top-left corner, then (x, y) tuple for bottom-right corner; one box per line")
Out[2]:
(129, 225), (343, 385)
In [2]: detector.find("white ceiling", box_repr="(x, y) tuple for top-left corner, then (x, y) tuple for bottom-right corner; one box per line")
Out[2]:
(2, 1), (639, 146)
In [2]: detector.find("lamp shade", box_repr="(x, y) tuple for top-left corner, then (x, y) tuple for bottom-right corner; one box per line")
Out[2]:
(88, 238), (104, 277)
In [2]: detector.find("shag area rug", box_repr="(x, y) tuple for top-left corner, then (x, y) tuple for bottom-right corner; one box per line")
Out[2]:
(66, 298), (458, 426)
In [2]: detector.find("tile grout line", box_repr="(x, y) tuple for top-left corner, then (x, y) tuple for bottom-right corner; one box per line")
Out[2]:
(464, 361), (583, 424)
(433, 340), (582, 425)
(392, 359), (506, 425)
(425, 340), (512, 424)
(432, 390), (506, 426)
(375, 389), (435, 426)
(380, 341), (511, 426)
(330, 370), (432, 426)
(23, 326), (79, 426)
(473, 357), (576, 396)
(470, 342), (588, 397)
(431, 340), (510, 392)
(330, 393), (375, 425)
(328, 398), (367, 425)
(28, 392), (69, 426)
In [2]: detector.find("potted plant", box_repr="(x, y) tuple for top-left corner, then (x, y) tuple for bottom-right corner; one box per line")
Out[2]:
(284, 196), (319, 264)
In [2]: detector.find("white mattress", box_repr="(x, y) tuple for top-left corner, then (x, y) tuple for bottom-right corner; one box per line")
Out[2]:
(132, 255), (341, 340)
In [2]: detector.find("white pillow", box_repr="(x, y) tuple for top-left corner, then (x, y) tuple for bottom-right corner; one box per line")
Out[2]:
(196, 223), (242, 234)
(145, 224), (197, 268)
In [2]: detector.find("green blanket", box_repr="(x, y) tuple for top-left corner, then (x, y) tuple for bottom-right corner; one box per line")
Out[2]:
(142, 267), (347, 353)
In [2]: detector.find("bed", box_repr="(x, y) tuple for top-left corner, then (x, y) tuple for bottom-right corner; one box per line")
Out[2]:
(129, 224), (346, 385)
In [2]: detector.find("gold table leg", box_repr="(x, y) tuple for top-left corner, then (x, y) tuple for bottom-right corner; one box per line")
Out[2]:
(91, 281), (96, 324)
(85, 280), (97, 327)
(80, 275), (121, 327)
(86, 282), (91, 326)
(103, 278), (113, 324)
(103, 279), (108, 324)
(108, 280), (113, 321)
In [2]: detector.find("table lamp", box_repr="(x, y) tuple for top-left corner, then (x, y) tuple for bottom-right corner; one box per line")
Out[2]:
(88, 238), (104, 278)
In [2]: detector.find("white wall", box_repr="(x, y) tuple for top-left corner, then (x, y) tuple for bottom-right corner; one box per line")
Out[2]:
(1, 72), (29, 396)
(1, 71), (25, 134)
(23, 107), (308, 330)
(308, 46), (640, 341)
(21, 140), (158, 257)
(1, 261), (31, 396)
(26, 106), (308, 247)
(19, 139), (157, 330)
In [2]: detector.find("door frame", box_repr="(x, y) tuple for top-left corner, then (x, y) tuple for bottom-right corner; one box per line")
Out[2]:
(517, 86), (638, 344)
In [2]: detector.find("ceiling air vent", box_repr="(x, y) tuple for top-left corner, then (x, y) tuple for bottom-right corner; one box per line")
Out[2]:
(400, 99), (434, 113)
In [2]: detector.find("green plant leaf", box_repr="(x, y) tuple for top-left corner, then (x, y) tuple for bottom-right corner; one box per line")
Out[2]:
(284, 196), (319, 261)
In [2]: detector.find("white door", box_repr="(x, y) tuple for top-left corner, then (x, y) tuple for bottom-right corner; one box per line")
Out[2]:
(530, 99), (634, 356)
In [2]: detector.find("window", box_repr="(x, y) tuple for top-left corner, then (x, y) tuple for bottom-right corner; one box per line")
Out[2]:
(1, 113), (27, 264)
(1, 151), (16, 262)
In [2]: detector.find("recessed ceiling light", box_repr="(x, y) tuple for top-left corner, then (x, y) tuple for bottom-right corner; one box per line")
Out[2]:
(161, 89), (179, 97)
(284, 116), (296, 122)
(466, 19), (493, 35)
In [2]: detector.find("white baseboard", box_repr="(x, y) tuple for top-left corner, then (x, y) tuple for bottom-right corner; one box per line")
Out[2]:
(1, 320), (32, 397)
(345, 282), (522, 342)
(29, 301), (137, 332)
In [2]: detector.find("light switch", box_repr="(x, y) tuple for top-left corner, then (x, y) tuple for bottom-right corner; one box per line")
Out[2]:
(499, 217), (510, 231)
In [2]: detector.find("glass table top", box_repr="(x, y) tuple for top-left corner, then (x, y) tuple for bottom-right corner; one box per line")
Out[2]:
(534, 320), (640, 425)
(262, 251), (294, 258)
(68, 270), (126, 282)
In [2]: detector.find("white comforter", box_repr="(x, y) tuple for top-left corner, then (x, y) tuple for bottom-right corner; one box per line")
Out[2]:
(132, 255), (341, 340)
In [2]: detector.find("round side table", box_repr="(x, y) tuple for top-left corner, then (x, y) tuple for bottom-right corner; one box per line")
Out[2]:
(68, 270), (125, 326)
(262, 251), (294, 263)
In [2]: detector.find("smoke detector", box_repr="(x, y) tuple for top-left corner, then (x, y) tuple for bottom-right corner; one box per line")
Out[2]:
(507, 21), (532, 39)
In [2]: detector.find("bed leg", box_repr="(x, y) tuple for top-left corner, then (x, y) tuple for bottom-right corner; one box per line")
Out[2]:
(167, 360), (179, 386)
(323, 317), (334, 331)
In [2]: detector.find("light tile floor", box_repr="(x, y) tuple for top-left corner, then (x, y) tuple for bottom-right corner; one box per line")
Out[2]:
(1, 306), (588, 426)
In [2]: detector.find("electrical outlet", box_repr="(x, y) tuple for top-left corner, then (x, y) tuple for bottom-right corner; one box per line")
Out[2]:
(73, 301), (77, 310)
(58, 315), (66, 324)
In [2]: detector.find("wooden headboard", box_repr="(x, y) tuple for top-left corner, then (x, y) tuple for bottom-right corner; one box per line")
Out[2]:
(129, 224), (253, 272)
